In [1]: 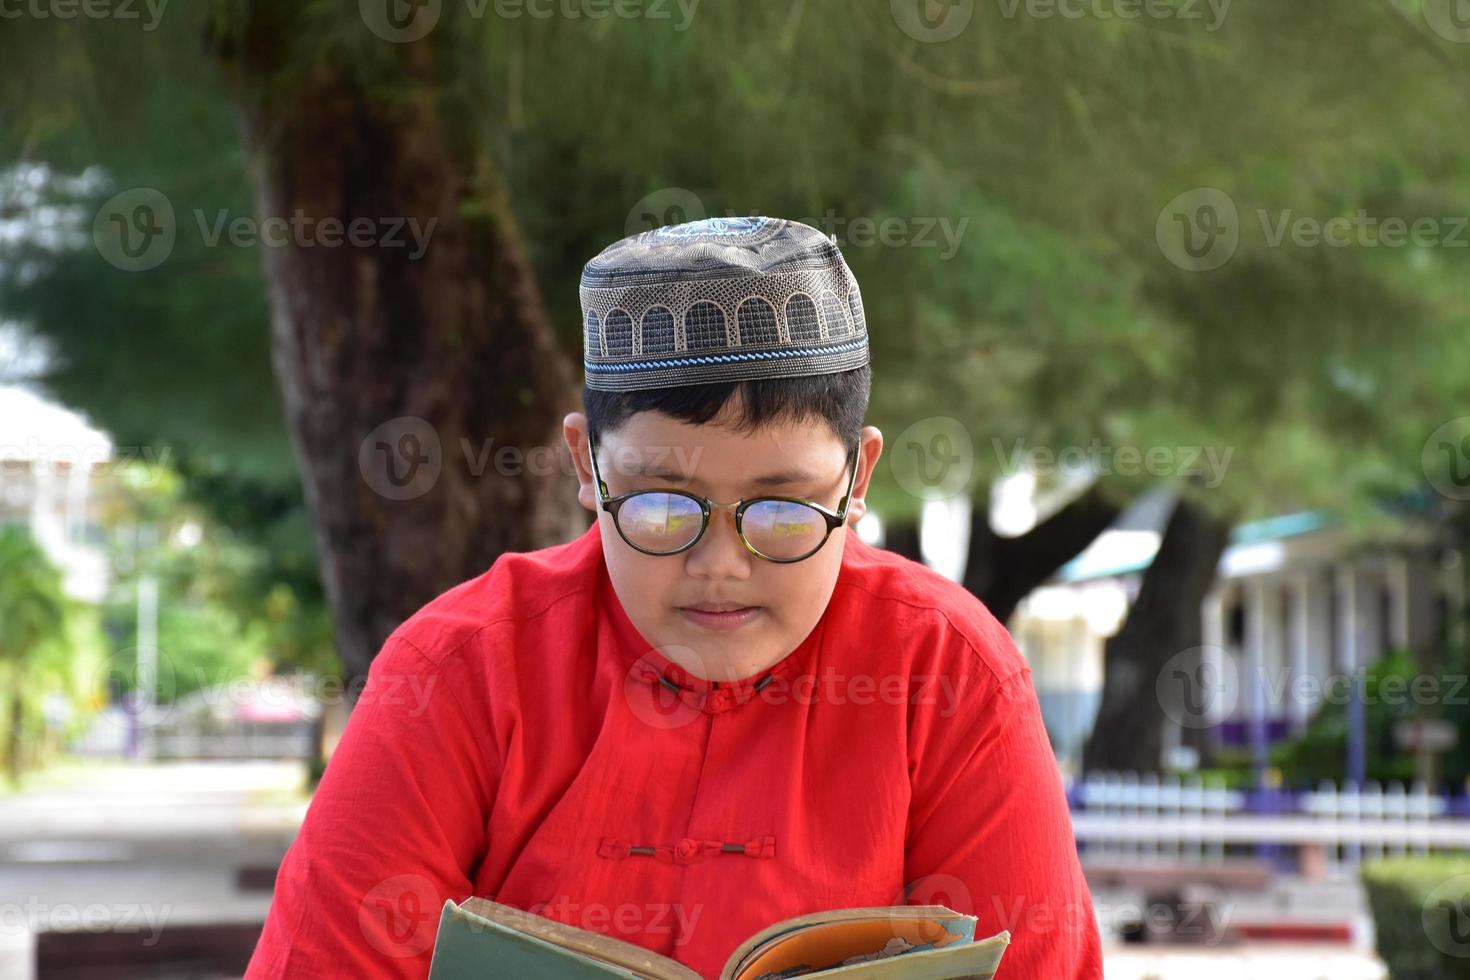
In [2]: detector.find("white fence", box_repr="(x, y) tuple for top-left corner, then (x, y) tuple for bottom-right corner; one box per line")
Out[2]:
(1070, 771), (1470, 875)
(67, 706), (316, 760)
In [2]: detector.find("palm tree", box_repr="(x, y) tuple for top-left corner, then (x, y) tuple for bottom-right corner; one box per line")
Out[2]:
(0, 525), (69, 786)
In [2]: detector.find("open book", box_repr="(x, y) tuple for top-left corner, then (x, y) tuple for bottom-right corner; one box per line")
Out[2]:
(427, 897), (1009, 980)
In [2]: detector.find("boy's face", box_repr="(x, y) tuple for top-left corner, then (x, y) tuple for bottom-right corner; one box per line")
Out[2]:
(564, 401), (883, 683)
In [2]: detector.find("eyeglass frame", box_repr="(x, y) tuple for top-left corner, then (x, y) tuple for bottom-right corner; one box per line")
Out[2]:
(586, 432), (863, 563)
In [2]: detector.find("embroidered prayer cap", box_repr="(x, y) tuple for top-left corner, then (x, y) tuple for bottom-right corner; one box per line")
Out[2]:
(580, 216), (870, 392)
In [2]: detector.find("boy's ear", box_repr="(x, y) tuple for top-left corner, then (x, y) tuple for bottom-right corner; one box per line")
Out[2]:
(845, 426), (884, 525)
(563, 413), (599, 513)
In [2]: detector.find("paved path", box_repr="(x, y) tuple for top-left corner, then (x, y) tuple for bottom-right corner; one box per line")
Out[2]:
(1104, 943), (1386, 979)
(0, 761), (308, 979)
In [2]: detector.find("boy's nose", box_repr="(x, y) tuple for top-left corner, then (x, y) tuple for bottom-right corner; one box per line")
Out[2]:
(684, 505), (752, 580)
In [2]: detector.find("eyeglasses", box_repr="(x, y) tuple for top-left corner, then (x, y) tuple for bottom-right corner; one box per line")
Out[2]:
(587, 433), (861, 563)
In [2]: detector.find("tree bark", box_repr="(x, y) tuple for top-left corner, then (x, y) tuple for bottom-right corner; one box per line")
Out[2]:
(881, 518), (924, 563)
(963, 483), (1123, 624)
(6, 679), (23, 787)
(212, 17), (582, 688)
(1082, 495), (1232, 774)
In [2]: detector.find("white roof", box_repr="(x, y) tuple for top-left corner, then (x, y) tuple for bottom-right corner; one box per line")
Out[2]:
(0, 384), (112, 465)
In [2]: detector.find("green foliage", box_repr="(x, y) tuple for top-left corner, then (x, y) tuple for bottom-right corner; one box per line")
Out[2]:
(98, 460), (337, 702)
(0, 158), (328, 674)
(0, 525), (72, 782)
(477, 0), (1470, 521)
(1194, 650), (1469, 789)
(0, 525), (68, 665)
(1187, 750), (1260, 791)
(1363, 856), (1470, 980)
(1, 1), (1468, 617)
(10, 604), (110, 777)
(1271, 651), (1423, 788)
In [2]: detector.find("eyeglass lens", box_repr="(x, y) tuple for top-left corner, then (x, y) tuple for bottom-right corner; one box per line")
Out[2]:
(615, 492), (830, 560)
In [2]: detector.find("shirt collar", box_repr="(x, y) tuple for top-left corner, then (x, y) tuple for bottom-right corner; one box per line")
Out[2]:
(594, 529), (827, 711)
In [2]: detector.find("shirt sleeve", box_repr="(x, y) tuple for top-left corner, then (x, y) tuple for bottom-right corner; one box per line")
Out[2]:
(903, 660), (1103, 979)
(246, 634), (497, 979)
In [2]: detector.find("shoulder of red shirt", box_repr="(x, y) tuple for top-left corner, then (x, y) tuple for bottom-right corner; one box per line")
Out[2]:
(831, 531), (1030, 688)
(382, 522), (1029, 689)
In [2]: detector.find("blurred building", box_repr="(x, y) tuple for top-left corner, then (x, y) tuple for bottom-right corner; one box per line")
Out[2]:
(0, 384), (112, 602)
(1006, 488), (1463, 773)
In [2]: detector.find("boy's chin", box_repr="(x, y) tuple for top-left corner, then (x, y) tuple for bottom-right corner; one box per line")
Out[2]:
(657, 622), (793, 682)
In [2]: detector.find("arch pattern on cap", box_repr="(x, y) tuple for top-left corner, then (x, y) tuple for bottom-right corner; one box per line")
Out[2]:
(639, 306), (676, 356)
(784, 293), (821, 344)
(736, 298), (781, 348)
(584, 310), (604, 357)
(684, 301), (730, 352)
(585, 282), (862, 354)
(819, 290), (849, 339)
(604, 309), (634, 357)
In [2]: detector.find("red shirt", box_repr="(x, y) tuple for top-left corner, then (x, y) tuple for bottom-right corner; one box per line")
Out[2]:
(246, 523), (1102, 979)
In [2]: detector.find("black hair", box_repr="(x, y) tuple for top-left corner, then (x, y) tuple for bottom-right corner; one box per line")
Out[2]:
(584, 365), (870, 450)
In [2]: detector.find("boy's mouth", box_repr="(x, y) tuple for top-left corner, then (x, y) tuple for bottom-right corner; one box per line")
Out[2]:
(677, 603), (763, 631)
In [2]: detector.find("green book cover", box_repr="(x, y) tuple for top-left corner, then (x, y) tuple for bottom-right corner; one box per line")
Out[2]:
(427, 901), (643, 979)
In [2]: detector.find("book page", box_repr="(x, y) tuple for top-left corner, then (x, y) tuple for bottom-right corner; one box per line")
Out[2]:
(779, 932), (1010, 980)
(722, 908), (976, 980)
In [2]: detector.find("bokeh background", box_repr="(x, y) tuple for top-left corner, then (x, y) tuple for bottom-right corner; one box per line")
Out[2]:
(3, 1), (1470, 977)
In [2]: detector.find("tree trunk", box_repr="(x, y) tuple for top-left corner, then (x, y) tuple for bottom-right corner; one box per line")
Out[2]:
(882, 518), (924, 563)
(963, 483), (1123, 624)
(1082, 494), (1232, 774)
(212, 17), (582, 689)
(6, 680), (23, 787)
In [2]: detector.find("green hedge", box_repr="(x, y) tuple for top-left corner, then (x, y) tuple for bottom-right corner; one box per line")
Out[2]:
(1363, 857), (1470, 979)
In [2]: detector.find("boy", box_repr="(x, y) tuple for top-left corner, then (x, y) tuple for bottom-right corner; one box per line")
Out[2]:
(246, 217), (1102, 978)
